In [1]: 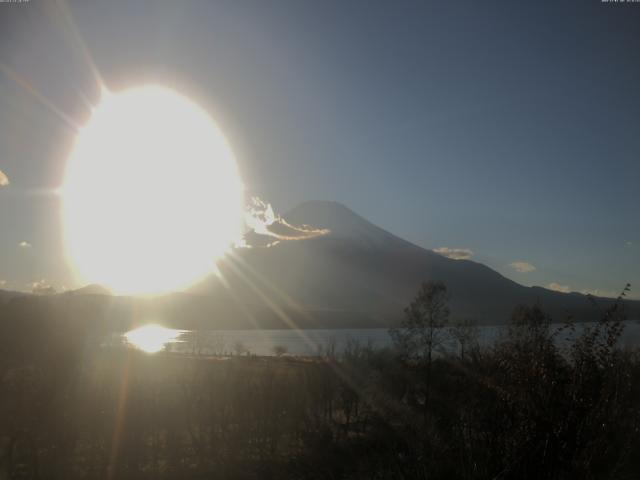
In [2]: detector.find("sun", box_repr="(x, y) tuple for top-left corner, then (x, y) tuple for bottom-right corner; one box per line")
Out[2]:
(62, 85), (244, 295)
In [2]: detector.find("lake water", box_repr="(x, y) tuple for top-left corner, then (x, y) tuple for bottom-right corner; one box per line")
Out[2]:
(119, 321), (640, 356)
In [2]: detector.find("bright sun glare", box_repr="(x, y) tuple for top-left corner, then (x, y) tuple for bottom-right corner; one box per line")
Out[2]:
(124, 324), (183, 353)
(62, 85), (244, 295)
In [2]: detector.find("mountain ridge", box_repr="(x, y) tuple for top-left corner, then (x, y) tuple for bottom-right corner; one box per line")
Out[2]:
(220, 200), (638, 324)
(1, 200), (637, 329)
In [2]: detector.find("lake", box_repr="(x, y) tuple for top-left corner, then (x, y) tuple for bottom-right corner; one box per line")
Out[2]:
(118, 321), (640, 356)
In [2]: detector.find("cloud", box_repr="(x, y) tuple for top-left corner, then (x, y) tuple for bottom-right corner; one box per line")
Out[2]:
(0, 170), (8, 186)
(433, 247), (473, 260)
(239, 197), (330, 248)
(509, 261), (536, 273)
(547, 282), (571, 293)
(31, 279), (56, 296)
(0, 280), (6, 287)
(626, 241), (633, 246)
(19, 241), (32, 248)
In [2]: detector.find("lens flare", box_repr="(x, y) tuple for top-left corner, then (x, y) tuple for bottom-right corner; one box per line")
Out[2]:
(124, 324), (183, 353)
(62, 85), (244, 295)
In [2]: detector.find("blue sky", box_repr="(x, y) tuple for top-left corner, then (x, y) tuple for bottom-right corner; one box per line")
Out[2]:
(0, 0), (638, 298)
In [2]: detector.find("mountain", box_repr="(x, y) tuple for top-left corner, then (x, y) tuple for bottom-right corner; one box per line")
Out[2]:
(0, 289), (28, 305)
(67, 284), (113, 296)
(202, 201), (638, 326)
(1, 201), (637, 330)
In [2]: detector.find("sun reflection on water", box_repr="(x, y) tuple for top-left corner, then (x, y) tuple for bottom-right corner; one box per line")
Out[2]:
(124, 324), (183, 353)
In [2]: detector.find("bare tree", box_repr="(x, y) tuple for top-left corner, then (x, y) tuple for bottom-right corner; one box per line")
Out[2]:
(390, 281), (450, 364)
(448, 319), (479, 361)
(390, 281), (450, 413)
(233, 340), (248, 356)
(272, 345), (288, 357)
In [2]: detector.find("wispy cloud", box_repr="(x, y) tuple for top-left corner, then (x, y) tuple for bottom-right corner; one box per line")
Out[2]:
(19, 241), (32, 248)
(238, 197), (330, 248)
(433, 247), (473, 260)
(509, 261), (536, 273)
(31, 279), (56, 296)
(547, 282), (571, 293)
(0, 170), (8, 187)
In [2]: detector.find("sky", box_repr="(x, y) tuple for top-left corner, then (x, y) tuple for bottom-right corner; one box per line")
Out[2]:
(0, 0), (638, 298)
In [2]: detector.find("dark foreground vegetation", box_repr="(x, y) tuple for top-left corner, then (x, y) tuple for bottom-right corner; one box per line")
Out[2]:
(1, 283), (639, 479)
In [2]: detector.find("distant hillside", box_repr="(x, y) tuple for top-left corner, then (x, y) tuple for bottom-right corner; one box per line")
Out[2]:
(67, 284), (112, 296)
(1, 201), (637, 330)
(197, 201), (639, 326)
(0, 289), (28, 305)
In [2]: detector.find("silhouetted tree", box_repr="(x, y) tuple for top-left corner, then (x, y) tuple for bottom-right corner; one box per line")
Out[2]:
(390, 281), (450, 363)
(390, 281), (450, 413)
(233, 340), (248, 356)
(1, 284), (639, 479)
(448, 318), (479, 361)
(272, 345), (288, 357)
